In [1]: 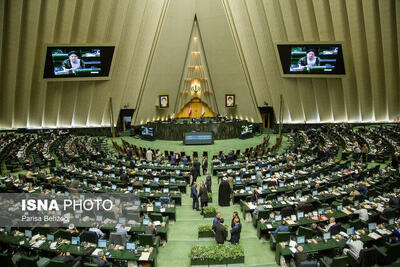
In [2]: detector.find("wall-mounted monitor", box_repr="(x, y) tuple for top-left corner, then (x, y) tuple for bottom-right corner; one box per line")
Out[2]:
(43, 44), (116, 80)
(275, 42), (345, 77)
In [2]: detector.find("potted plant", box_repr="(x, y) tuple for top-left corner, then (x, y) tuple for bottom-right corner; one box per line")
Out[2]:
(198, 224), (214, 238)
(203, 206), (216, 218)
(190, 245), (208, 265)
(189, 243), (245, 265)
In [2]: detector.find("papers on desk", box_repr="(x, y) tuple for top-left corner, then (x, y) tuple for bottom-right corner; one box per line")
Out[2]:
(289, 240), (297, 247)
(160, 208), (165, 213)
(376, 206), (384, 213)
(342, 209), (352, 215)
(31, 234), (40, 241)
(289, 247), (297, 254)
(139, 252), (150, 261)
(376, 228), (390, 235)
(265, 204), (273, 209)
(286, 220), (296, 225)
(104, 218), (112, 224)
(50, 242), (58, 250)
(147, 207), (153, 212)
(153, 221), (161, 226)
(368, 232), (382, 240)
(92, 248), (103, 256)
(247, 203), (257, 210)
(266, 224), (273, 229)
(32, 240), (45, 248)
(340, 231), (349, 238)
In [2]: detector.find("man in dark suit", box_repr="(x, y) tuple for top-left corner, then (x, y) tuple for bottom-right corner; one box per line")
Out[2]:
(52, 252), (80, 267)
(230, 217), (241, 244)
(190, 181), (199, 211)
(120, 170), (128, 185)
(392, 152), (399, 173)
(215, 218), (227, 244)
(192, 157), (201, 182)
(205, 173), (212, 193)
(202, 156), (208, 175)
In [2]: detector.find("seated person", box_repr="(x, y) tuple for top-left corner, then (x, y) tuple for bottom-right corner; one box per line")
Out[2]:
(353, 204), (369, 222)
(53, 251), (80, 267)
(67, 224), (79, 237)
(297, 49), (320, 71)
(343, 235), (364, 259)
(268, 220), (289, 238)
(317, 217), (336, 233)
(294, 246), (318, 267)
(89, 222), (105, 238)
(116, 223), (128, 238)
(62, 51), (85, 72)
(92, 250), (111, 267)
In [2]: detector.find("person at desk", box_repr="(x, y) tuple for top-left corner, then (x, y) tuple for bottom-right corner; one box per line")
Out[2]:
(317, 217), (336, 233)
(215, 218), (227, 244)
(268, 220), (289, 239)
(120, 170), (128, 185)
(297, 49), (320, 71)
(392, 152), (399, 173)
(26, 168), (37, 183)
(251, 189), (259, 203)
(92, 250), (111, 267)
(353, 204), (369, 222)
(89, 222), (105, 238)
(146, 148), (153, 162)
(62, 51), (85, 72)
(67, 224), (79, 237)
(53, 251), (80, 267)
(182, 155), (189, 166)
(391, 224), (400, 243)
(116, 223), (129, 238)
(294, 246), (317, 267)
(343, 235), (364, 260)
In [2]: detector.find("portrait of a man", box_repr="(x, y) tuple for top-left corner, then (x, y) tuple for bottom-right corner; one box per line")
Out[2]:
(159, 95), (169, 108)
(226, 94), (235, 107)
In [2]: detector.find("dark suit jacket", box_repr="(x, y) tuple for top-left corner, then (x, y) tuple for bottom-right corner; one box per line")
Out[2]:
(199, 186), (208, 203)
(190, 185), (198, 199)
(92, 257), (111, 267)
(295, 252), (308, 266)
(215, 223), (227, 243)
(202, 159), (208, 169)
(230, 223), (241, 243)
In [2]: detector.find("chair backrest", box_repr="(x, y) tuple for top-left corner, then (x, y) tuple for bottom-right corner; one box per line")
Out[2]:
(81, 231), (98, 244)
(109, 232), (127, 246)
(329, 223), (341, 235)
(0, 253), (14, 267)
(257, 210), (270, 220)
(359, 247), (378, 267)
(18, 256), (39, 267)
(83, 263), (98, 267)
(331, 255), (348, 267)
(387, 242), (400, 259)
(149, 213), (163, 222)
(349, 219), (365, 230)
(139, 233), (154, 247)
(297, 226), (314, 239)
(54, 229), (72, 240)
(276, 232), (291, 243)
(48, 259), (67, 267)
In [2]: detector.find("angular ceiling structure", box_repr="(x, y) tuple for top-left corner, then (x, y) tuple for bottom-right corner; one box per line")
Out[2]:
(0, 0), (399, 129)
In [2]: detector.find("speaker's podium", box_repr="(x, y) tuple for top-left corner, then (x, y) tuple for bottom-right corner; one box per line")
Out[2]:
(184, 132), (213, 145)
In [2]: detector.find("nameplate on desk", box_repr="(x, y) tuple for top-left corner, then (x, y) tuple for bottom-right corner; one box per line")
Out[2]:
(147, 207), (153, 212)
(267, 224), (273, 229)
(160, 208), (165, 213)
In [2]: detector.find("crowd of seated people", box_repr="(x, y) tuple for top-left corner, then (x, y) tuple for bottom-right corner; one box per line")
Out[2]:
(211, 125), (400, 266)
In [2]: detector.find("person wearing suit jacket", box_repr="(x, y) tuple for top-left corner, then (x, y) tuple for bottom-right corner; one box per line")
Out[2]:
(230, 218), (241, 244)
(206, 173), (212, 193)
(202, 156), (208, 175)
(215, 218), (227, 244)
(190, 181), (199, 211)
(198, 181), (209, 215)
(192, 157), (201, 182)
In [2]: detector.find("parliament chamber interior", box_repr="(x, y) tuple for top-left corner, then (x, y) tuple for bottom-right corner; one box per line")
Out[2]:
(0, 0), (400, 267)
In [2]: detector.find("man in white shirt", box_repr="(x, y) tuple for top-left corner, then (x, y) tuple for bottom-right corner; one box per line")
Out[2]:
(344, 236), (364, 259)
(146, 148), (153, 162)
(89, 223), (104, 238)
(353, 205), (369, 222)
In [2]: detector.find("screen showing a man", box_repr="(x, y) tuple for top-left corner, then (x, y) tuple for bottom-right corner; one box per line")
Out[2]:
(276, 44), (345, 75)
(297, 49), (320, 71)
(62, 51), (85, 72)
(43, 46), (115, 79)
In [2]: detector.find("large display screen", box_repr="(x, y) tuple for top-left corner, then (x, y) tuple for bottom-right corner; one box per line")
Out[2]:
(184, 132), (213, 145)
(43, 45), (115, 79)
(277, 44), (345, 76)
(141, 126), (153, 137)
(241, 124), (253, 135)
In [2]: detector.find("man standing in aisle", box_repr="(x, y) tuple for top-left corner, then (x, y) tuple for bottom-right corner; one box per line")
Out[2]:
(202, 156), (208, 175)
(191, 181), (199, 211)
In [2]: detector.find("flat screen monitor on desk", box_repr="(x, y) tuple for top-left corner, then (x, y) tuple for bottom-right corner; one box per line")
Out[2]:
(98, 240), (107, 248)
(347, 227), (354, 235)
(126, 242), (136, 250)
(163, 188), (169, 193)
(142, 218), (150, 225)
(297, 211), (304, 220)
(47, 234), (54, 241)
(297, 236), (305, 244)
(368, 223), (376, 232)
(72, 237), (80, 245)
(275, 215), (282, 221)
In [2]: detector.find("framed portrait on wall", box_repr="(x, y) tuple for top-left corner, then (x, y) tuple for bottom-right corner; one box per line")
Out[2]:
(159, 95), (169, 108)
(225, 94), (235, 107)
